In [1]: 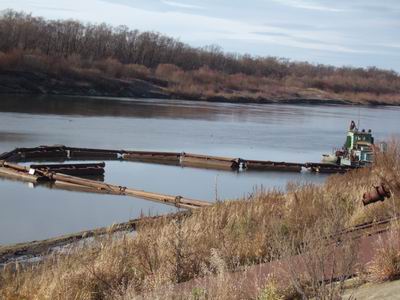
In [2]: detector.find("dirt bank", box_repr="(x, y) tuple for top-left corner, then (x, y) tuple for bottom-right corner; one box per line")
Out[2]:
(0, 70), (394, 106)
(0, 70), (170, 99)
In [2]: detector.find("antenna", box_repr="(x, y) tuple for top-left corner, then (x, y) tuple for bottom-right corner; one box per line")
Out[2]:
(357, 107), (360, 130)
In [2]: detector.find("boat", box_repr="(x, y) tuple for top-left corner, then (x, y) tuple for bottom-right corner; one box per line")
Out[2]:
(322, 120), (377, 167)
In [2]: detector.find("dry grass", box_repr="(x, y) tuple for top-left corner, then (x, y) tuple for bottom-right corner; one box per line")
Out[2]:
(155, 63), (400, 104)
(0, 143), (399, 299)
(367, 223), (400, 283)
(274, 212), (359, 299)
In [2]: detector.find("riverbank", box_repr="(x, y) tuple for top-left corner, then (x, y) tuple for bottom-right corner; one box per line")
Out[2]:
(1, 69), (399, 107)
(0, 212), (189, 265)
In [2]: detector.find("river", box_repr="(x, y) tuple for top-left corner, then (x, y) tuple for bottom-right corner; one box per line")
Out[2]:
(0, 95), (399, 245)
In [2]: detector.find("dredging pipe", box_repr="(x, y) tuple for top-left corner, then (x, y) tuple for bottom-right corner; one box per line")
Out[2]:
(1, 145), (360, 174)
(1, 161), (211, 210)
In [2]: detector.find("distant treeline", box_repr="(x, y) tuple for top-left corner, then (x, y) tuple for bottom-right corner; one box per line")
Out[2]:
(1, 10), (400, 104)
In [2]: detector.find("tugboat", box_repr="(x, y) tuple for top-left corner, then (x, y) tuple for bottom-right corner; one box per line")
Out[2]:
(322, 120), (375, 167)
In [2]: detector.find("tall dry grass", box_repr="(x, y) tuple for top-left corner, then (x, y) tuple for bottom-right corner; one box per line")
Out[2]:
(367, 223), (400, 283)
(273, 211), (359, 299)
(0, 143), (399, 299)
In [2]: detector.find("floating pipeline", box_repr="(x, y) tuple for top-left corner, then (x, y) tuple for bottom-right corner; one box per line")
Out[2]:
(123, 151), (181, 165)
(180, 152), (241, 170)
(3, 145), (345, 211)
(3, 145), (121, 162)
(1, 145), (364, 173)
(0, 144), (366, 209)
(243, 159), (303, 172)
(0, 160), (210, 210)
(0, 163), (46, 183)
(30, 162), (106, 176)
(0, 145), (371, 219)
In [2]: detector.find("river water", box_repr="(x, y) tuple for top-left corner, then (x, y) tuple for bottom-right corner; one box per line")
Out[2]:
(0, 95), (399, 245)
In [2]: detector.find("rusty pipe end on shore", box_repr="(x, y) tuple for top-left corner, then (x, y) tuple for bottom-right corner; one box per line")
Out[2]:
(362, 183), (391, 206)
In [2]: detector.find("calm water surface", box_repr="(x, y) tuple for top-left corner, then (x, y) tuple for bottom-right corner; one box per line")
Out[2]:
(1, 95), (399, 244)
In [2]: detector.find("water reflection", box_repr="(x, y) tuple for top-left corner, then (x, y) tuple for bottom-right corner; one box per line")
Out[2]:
(0, 131), (36, 142)
(0, 178), (178, 245)
(0, 94), (319, 123)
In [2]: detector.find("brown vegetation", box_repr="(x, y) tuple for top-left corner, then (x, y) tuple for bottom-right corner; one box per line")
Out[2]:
(367, 224), (400, 283)
(0, 143), (399, 299)
(368, 141), (400, 282)
(1, 10), (400, 104)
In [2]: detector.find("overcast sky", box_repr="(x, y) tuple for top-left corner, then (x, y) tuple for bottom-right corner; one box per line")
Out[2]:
(1, 0), (399, 71)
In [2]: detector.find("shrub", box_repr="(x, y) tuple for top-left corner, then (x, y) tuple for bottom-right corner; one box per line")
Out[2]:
(0, 49), (23, 69)
(155, 63), (183, 81)
(122, 64), (150, 79)
(95, 58), (124, 78)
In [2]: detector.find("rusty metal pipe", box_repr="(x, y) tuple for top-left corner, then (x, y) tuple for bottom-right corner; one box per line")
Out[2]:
(362, 183), (391, 206)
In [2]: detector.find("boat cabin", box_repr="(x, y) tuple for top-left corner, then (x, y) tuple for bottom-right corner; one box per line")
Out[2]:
(341, 126), (374, 166)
